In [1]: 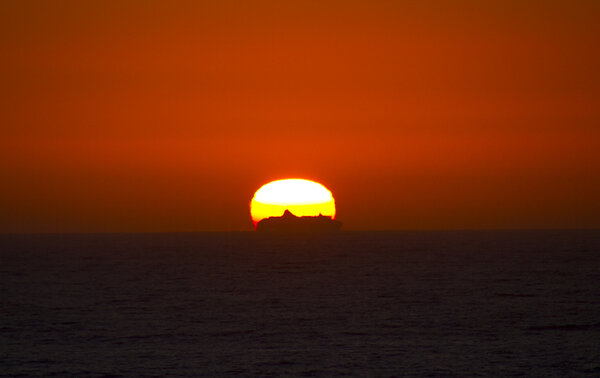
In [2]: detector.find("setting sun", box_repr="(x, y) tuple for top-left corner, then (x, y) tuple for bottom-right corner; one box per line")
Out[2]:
(250, 179), (336, 227)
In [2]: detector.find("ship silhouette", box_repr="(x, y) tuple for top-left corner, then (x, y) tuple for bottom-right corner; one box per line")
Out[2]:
(256, 210), (342, 233)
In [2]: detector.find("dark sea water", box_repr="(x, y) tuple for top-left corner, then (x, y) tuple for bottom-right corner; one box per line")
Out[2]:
(1, 231), (599, 377)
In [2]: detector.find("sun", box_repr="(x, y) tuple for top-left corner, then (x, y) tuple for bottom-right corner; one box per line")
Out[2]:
(250, 179), (336, 227)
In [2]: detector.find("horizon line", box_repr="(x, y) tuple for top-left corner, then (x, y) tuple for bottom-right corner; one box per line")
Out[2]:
(1, 228), (599, 235)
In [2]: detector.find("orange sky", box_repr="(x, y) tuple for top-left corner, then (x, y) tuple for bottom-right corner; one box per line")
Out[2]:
(1, 0), (599, 232)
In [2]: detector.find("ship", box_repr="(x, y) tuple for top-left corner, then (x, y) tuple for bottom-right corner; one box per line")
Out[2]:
(256, 209), (342, 233)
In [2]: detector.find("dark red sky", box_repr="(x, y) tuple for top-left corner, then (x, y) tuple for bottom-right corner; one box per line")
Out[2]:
(1, 0), (599, 232)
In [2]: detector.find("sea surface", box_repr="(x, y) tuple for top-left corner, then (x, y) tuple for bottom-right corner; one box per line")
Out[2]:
(1, 231), (599, 377)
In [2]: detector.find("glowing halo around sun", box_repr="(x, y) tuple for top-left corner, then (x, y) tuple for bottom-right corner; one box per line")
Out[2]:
(250, 179), (336, 227)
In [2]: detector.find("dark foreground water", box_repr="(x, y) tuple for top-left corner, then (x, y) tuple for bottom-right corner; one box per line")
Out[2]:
(1, 231), (599, 377)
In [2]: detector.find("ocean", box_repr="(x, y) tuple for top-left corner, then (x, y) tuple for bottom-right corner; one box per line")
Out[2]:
(1, 231), (599, 376)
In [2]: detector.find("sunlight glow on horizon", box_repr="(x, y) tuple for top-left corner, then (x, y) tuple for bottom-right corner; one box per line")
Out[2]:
(250, 179), (336, 227)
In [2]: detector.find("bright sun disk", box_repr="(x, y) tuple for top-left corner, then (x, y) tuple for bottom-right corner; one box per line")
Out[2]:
(250, 179), (336, 227)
